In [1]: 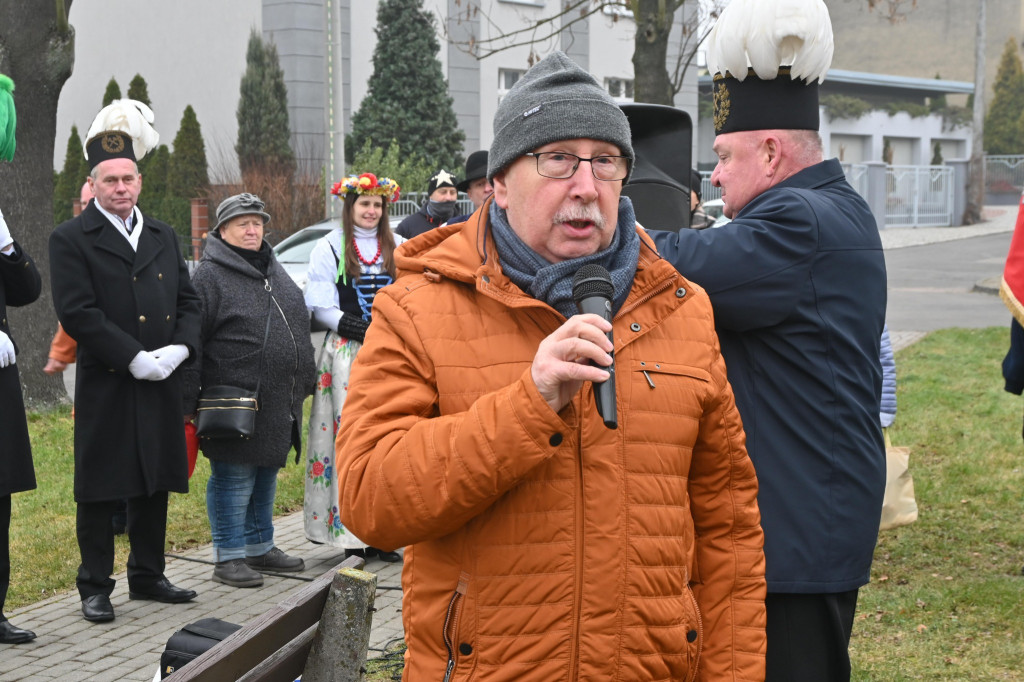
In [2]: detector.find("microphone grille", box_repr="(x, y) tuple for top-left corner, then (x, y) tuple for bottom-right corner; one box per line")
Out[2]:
(572, 264), (614, 302)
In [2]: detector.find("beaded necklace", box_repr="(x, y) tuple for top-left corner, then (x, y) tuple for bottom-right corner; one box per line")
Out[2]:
(353, 238), (381, 265)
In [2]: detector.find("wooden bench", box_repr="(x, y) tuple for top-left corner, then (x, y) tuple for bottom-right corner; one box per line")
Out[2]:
(165, 555), (377, 682)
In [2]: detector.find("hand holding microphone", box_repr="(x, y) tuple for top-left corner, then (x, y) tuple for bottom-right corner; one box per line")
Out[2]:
(572, 265), (617, 429)
(529, 265), (617, 428)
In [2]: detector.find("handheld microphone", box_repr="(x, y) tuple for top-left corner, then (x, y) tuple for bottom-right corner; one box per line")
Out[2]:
(571, 264), (617, 430)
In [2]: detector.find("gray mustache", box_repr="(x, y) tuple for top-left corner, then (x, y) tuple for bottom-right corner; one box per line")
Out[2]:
(553, 204), (605, 228)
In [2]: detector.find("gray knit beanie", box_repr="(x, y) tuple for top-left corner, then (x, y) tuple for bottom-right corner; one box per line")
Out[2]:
(488, 51), (634, 182)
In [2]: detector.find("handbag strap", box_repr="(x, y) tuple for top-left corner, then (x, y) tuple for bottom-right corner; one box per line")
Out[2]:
(253, 276), (274, 398)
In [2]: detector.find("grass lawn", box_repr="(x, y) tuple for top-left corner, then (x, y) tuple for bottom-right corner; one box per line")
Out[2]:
(851, 327), (1024, 680)
(9, 328), (1024, 680)
(9, 398), (309, 610)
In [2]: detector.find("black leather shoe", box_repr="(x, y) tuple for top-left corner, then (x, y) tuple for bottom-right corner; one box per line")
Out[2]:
(81, 594), (115, 623)
(374, 549), (403, 563)
(128, 577), (197, 604)
(0, 620), (37, 644)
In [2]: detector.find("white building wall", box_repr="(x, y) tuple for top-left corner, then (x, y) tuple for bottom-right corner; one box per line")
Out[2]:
(57, 1), (699, 184)
(56, 0), (263, 175)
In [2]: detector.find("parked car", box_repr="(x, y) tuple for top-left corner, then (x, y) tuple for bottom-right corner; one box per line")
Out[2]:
(272, 220), (333, 292)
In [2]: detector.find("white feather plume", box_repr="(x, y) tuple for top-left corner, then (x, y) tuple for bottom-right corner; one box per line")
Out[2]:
(707, 0), (834, 84)
(85, 99), (160, 161)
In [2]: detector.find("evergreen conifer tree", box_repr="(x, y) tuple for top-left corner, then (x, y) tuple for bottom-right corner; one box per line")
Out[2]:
(236, 29), (295, 177)
(53, 125), (88, 223)
(138, 144), (170, 215)
(102, 77), (121, 106)
(349, 138), (433, 198)
(985, 39), (1024, 154)
(347, 0), (465, 175)
(127, 74), (151, 106)
(165, 106), (210, 238)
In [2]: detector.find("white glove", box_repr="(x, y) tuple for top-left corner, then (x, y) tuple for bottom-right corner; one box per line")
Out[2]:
(0, 206), (13, 253)
(151, 344), (189, 376)
(128, 350), (166, 381)
(0, 330), (15, 368)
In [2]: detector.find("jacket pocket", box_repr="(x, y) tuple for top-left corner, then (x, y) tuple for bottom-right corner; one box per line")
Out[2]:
(682, 584), (704, 682)
(629, 360), (711, 439)
(631, 360), (711, 387)
(442, 572), (472, 682)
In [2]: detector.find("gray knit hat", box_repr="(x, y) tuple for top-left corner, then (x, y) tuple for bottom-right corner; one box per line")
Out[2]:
(214, 192), (271, 231)
(488, 51), (633, 182)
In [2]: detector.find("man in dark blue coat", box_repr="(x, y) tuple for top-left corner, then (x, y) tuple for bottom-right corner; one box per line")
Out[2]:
(50, 125), (201, 624)
(650, 3), (886, 679)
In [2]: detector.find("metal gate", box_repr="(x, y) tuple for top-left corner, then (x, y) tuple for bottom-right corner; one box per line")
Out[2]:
(885, 165), (953, 227)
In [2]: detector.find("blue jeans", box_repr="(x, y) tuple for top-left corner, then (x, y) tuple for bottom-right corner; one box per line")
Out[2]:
(206, 461), (278, 562)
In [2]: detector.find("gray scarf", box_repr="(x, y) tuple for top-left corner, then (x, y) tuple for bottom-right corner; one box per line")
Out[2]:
(489, 196), (640, 319)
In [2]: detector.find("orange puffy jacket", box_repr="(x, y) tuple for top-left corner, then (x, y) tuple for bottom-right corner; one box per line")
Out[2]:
(337, 206), (766, 681)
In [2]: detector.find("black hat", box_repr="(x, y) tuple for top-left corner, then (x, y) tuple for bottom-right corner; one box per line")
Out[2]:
(456, 151), (488, 192)
(620, 103), (693, 231)
(712, 67), (820, 136)
(85, 130), (136, 170)
(426, 169), (458, 196)
(690, 169), (702, 201)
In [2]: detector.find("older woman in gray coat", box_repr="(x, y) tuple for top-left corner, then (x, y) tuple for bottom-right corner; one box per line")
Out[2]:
(182, 194), (316, 588)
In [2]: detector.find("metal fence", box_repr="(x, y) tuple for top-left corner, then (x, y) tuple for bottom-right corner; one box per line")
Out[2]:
(389, 191), (475, 221)
(883, 165), (954, 227)
(703, 163), (953, 227)
(985, 155), (1024, 204)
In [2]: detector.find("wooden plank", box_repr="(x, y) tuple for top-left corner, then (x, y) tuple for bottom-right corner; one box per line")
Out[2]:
(166, 556), (364, 682)
(236, 625), (317, 682)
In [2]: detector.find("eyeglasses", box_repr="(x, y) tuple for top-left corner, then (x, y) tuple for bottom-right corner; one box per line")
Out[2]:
(524, 152), (631, 182)
(236, 193), (265, 210)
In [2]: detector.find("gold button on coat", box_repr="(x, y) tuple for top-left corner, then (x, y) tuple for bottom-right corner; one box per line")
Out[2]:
(139, 315), (146, 323)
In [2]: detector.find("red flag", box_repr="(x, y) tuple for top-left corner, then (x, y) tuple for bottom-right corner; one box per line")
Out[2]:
(1001, 192), (1024, 325)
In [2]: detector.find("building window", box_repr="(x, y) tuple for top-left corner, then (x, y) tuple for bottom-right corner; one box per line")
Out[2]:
(498, 68), (527, 102)
(606, 77), (634, 102)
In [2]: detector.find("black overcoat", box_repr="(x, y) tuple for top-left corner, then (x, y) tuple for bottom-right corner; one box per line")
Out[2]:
(0, 242), (41, 496)
(49, 203), (201, 502)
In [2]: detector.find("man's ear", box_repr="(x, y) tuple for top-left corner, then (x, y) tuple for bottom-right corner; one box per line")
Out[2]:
(492, 171), (510, 210)
(762, 135), (783, 177)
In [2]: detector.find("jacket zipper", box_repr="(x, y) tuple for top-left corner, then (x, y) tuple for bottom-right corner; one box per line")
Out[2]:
(617, 278), (673, 318)
(686, 586), (704, 681)
(569, 406), (585, 681)
(270, 293), (298, 402)
(441, 574), (470, 682)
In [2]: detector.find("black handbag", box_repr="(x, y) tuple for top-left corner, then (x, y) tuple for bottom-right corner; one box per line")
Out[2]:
(159, 617), (241, 678)
(195, 279), (274, 440)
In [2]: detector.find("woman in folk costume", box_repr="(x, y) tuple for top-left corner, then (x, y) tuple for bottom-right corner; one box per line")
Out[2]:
(303, 173), (403, 561)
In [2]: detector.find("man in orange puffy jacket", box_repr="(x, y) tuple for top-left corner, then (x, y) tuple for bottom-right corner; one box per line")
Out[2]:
(336, 52), (766, 681)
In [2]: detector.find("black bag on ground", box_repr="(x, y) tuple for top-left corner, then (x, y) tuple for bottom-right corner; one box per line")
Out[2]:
(160, 617), (242, 678)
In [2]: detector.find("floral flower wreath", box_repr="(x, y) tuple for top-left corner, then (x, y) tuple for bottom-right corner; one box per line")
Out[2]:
(330, 172), (401, 203)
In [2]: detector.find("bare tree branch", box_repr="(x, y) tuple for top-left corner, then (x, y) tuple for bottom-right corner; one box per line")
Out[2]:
(444, 1), (616, 63)
(867, 0), (918, 24)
